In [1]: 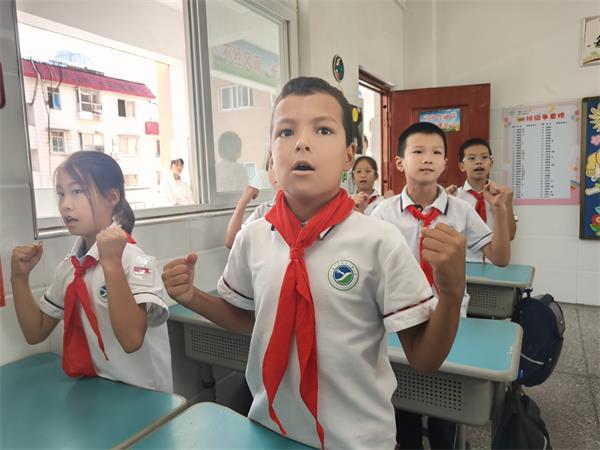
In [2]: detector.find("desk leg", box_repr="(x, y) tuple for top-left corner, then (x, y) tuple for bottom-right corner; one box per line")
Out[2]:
(168, 320), (216, 403)
(490, 382), (508, 443)
(456, 424), (466, 450)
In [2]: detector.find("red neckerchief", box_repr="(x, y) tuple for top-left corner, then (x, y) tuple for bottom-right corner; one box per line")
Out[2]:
(468, 189), (487, 222)
(62, 233), (136, 377)
(263, 189), (354, 450)
(406, 205), (441, 288)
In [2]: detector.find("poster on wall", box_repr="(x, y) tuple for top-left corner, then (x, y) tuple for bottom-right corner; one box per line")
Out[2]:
(419, 108), (461, 132)
(580, 96), (600, 239)
(502, 102), (580, 205)
(581, 15), (600, 67)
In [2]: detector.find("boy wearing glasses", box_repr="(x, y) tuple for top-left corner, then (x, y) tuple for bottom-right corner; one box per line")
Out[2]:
(447, 138), (517, 262)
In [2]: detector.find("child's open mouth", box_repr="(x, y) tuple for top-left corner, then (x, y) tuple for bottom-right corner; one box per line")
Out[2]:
(292, 161), (315, 172)
(64, 216), (78, 224)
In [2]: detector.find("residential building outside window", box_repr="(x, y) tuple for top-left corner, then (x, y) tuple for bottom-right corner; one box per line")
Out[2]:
(219, 85), (254, 111)
(118, 135), (138, 156)
(78, 87), (102, 113)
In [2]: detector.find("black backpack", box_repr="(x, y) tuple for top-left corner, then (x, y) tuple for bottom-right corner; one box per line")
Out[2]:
(516, 293), (565, 387)
(492, 386), (552, 449)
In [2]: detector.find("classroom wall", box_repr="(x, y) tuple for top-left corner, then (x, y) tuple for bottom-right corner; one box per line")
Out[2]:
(403, 0), (600, 305)
(298, 0), (405, 104)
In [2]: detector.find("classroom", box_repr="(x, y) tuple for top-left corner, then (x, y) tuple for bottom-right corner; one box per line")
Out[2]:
(1, 0), (599, 449)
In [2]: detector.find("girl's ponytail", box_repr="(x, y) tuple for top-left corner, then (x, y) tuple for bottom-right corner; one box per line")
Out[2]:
(114, 197), (135, 234)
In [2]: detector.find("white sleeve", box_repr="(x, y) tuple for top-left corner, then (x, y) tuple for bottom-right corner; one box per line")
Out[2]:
(376, 237), (437, 333)
(370, 203), (384, 220)
(37, 263), (69, 320)
(465, 206), (493, 253)
(217, 228), (255, 311)
(125, 247), (168, 327)
(242, 203), (269, 227)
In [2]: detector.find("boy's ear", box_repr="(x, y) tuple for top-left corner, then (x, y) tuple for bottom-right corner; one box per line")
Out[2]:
(394, 156), (404, 172)
(458, 161), (467, 173)
(343, 143), (356, 171)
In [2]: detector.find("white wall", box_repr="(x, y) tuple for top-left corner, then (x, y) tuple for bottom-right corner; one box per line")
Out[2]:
(298, 0), (405, 104)
(403, 0), (600, 305)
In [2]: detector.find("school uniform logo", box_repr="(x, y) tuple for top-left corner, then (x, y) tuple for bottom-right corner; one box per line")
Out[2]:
(328, 260), (359, 291)
(98, 285), (108, 302)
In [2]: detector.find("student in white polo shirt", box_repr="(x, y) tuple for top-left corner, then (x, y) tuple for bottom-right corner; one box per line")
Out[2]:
(371, 122), (511, 449)
(11, 151), (172, 393)
(163, 77), (467, 450)
(445, 138), (517, 263)
(225, 153), (279, 249)
(350, 156), (384, 215)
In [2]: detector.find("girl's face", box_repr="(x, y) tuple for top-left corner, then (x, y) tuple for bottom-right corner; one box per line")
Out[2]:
(56, 169), (117, 245)
(352, 159), (378, 192)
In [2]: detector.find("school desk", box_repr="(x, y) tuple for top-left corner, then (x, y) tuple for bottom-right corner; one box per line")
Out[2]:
(134, 402), (312, 449)
(0, 353), (187, 449)
(466, 262), (535, 319)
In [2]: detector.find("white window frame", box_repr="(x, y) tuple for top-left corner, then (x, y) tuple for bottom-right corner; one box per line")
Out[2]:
(17, 0), (298, 234)
(117, 98), (135, 118)
(77, 87), (102, 113)
(219, 85), (254, 111)
(79, 132), (104, 152)
(50, 130), (66, 153)
(118, 135), (139, 156)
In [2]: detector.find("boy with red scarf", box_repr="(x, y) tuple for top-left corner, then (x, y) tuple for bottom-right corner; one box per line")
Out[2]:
(446, 137), (517, 263)
(162, 77), (466, 449)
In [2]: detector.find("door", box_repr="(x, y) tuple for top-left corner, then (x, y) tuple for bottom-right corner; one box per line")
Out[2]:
(383, 84), (490, 193)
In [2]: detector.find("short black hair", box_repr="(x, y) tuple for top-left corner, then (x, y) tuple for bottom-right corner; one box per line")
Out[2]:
(397, 122), (447, 157)
(170, 158), (184, 167)
(459, 138), (492, 162)
(272, 76), (353, 146)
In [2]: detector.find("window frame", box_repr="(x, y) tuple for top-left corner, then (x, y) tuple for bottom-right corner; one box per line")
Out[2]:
(16, 0), (298, 235)
(50, 130), (66, 154)
(218, 84), (254, 111)
(47, 86), (61, 110)
(77, 87), (102, 114)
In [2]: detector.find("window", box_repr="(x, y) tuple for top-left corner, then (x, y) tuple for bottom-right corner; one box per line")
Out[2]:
(79, 132), (104, 152)
(78, 87), (102, 113)
(16, 0), (296, 227)
(219, 85), (254, 111)
(50, 131), (66, 153)
(124, 174), (139, 187)
(117, 99), (135, 118)
(118, 135), (138, 156)
(47, 87), (61, 109)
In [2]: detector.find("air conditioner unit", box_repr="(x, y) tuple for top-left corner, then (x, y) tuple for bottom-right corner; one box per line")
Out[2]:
(91, 105), (103, 114)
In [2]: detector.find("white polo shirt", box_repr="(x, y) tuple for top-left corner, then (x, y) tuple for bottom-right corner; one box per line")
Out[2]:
(363, 189), (384, 216)
(38, 237), (173, 393)
(218, 211), (436, 449)
(456, 180), (517, 263)
(371, 186), (493, 317)
(242, 198), (275, 227)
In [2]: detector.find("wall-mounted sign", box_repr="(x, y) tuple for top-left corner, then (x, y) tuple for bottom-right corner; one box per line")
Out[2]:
(580, 96), (600, 239)
(419, 108), (461, 132)
(332, 55), (344, 82)
(503, 101), (580, 206)
(211, 40), (280, 88)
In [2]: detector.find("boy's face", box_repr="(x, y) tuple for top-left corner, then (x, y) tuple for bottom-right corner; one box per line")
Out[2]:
(395, 132), (446, 185)
(270, 93), (354, 203)
(459, 144), (492, 182)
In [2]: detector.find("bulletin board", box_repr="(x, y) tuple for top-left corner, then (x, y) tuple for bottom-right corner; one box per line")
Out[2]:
(580, 96), (600, 239)
(503, 102), (580, 205)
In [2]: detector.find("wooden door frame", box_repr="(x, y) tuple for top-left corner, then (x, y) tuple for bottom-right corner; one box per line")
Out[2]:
(358, 69), (392, 194)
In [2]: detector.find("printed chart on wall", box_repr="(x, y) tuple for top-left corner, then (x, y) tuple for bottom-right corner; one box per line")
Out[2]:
(503, 102), (580, 205)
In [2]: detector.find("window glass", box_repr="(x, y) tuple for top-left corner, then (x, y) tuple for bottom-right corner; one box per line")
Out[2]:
(16, 2), (194, 219)
(206, 0), (284, 193)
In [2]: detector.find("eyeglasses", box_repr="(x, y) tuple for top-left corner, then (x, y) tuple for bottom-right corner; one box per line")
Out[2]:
(462, 155), (492, 163)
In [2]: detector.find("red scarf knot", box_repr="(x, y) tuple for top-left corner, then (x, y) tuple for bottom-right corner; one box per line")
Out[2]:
(406, 205), (442, 289)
